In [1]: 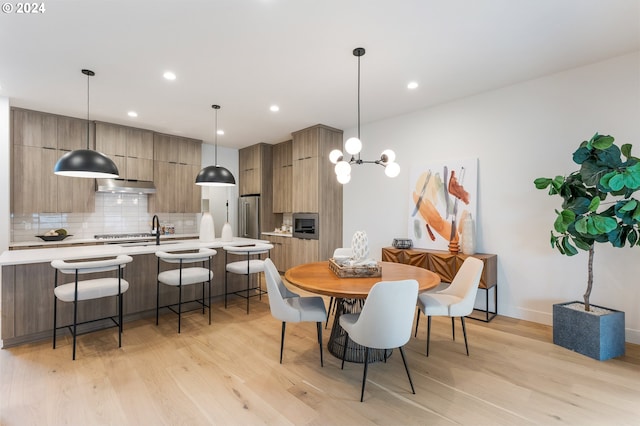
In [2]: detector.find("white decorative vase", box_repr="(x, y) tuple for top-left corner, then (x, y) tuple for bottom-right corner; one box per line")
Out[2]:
(199, 212), (215, 242)
(221, 222), (233, 242)
(199, 199), (215, 242)
(351, 231), (369, 261)
(461, 214), (476, 255)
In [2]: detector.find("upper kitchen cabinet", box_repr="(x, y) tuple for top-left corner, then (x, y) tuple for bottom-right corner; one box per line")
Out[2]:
(11, 108), (95, 214)
(272, 140), (293, 213)
(149, 133), (202, 213)
(95, 122), (154, 181)
(291, 124), (343, 262)
(238, 143), (276, 233)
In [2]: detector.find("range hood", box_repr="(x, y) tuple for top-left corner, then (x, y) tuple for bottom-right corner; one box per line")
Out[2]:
(95, 178), (156, 194)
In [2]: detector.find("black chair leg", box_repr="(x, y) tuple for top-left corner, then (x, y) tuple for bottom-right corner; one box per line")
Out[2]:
(461, 316), (469, 356)
(208, 278), (212, 325)
(451, 317), (456, 341)
(53, 298), (58, 350)
(156, 279), (160, 325)
(360, 347), (369, 402)
(118, 293), (123, 348)
(341, 333), (350, 370)
(316, 322), (324, 367)
(280, 322), (286, 364)
(426, 315), (431, 357)
(246, 272), (250, 315)
(224, 270), (228, 309)
(178, 284), (183, 334)
(399, 346), (415, 394)
(414, 309), (421, 337)
(72, 299), (78, 361)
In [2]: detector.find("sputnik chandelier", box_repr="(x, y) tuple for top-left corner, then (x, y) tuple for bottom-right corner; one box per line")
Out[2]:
(329, 47), (400, 184)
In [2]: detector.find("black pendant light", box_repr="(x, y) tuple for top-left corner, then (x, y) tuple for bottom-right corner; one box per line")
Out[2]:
(54, 69), (119, 178)
(195, 104), (236, 187)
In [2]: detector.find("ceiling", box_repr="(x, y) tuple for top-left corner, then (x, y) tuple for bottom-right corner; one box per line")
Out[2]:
(1, 0), (639, 150)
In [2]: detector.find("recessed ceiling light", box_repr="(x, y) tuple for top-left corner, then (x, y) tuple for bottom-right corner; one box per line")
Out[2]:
(217, 130), (224, 135)
(127, 111), (138, 118)
(407, 81), (419, 90)
(270, 105), (280, 112)
(163, 71), (176, 81)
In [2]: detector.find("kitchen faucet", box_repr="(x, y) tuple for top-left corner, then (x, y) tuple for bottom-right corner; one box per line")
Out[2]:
(151, 215), (161, 245)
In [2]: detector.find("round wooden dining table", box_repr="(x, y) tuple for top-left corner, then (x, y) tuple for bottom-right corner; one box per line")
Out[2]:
(285, 261), (440, 362)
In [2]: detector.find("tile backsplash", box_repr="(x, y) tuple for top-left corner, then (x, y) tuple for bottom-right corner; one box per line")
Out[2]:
(11, 193), (198, 242)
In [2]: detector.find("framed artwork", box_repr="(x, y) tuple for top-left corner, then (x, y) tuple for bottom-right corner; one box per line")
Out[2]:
(408, 158), (478, 251)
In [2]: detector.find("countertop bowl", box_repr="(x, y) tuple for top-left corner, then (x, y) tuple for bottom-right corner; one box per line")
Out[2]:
(36, 234), (72, 241)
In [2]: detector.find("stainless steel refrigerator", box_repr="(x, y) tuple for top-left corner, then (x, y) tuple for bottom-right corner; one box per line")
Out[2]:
(238, 195), (260, 239)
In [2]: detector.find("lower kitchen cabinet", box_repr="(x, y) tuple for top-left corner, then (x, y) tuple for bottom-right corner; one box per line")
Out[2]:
(290, 238), (319, 267)
(268, 235), (291, 272)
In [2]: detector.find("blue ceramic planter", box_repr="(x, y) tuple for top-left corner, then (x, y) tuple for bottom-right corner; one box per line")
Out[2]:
(553, 302), (625, 361)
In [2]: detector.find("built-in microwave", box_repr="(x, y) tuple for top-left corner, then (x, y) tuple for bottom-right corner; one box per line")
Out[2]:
(292, 213), (319, 240)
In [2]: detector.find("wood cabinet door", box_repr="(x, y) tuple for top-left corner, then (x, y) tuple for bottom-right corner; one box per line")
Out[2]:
(126, 128), (154, 160)
(272, 141), (293, 213)
(57, 116), (87, 151)
(12, 145), (43, 214)
(95, 122), (127, 156)
(292, 157), (319, 212)
(290, 238), (319, 267)
(12, 109), (57, 149)
(126, 157), (154, 181)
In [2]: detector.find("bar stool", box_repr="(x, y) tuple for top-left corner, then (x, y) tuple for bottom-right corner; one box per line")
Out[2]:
(51, 255), (133, 360)
(224, 243), (273, 314)
(155, 248), (216, 333)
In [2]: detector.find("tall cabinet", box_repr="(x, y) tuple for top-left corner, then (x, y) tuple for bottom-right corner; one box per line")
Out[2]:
(95, 122), (154, 181)
(238, 143), (276, 234)
(291, 124), (343, 264)
(272, 140), (293, 213)
(149, 133), (202, 213)
(11, 108), (95, 214)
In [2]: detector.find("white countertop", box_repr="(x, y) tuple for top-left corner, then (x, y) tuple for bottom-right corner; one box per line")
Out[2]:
(0, 237), (270, 266)
(9, 233), (200, 248)
(261, 231), (292, 238)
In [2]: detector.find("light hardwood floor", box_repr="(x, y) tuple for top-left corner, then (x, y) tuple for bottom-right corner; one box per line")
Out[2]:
(2, 289), (639, 426)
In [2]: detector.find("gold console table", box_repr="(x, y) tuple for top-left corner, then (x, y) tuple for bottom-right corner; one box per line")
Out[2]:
(382, 247), (498, 322)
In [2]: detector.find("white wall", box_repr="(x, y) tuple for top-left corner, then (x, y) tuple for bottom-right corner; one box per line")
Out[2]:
(200, 144), (239, 237)
(343, 52), (640, 343)
(0, 97), (9, 253)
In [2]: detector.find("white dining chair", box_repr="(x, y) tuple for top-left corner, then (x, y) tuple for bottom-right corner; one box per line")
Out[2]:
(52, 255), (133, 360)
(155, 248), (216, 333)
(263, 258), (327, 366)
(414, 256), (484, 356)
(339, 279), (419, 402)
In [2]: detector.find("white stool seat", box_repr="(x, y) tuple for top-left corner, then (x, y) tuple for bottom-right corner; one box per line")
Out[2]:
(226, 259), (266, 275)
(158, 268), (213, 286)
(54, 278), (130, 302)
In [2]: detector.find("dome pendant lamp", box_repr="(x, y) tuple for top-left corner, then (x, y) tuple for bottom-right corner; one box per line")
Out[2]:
(196, 104), (236, 186)
(329, 47), (400, 184)
(54, 69), (119, 178)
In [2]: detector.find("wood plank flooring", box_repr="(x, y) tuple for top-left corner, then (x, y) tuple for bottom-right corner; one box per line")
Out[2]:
(2, 289), (639, 425)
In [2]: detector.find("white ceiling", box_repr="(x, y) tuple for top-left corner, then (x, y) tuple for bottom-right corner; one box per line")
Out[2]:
(1, 0), (639, 149)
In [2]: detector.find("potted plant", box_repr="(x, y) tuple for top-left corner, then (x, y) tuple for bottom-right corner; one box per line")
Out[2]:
(534, 133), (640, 360)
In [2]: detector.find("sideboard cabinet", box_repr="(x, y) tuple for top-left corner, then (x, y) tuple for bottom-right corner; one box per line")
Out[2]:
(382, 247), (497, 321)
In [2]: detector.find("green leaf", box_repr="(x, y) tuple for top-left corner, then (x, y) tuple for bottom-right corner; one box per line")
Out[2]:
(566, 197), (591, 215)
(621, 143), (633, 159)
(620, 199), (637, 212)
(591, 134), (615, 150)
(608, 174), (625, 191)
(572, 237), (592, 251)
(633, 204), (640, 221)
(551, 176), (564, 191)
(587, 196), (600, 212)
(574, 217), (588, 234)
(628, 229), (638, 246)
(573, 146), (591, 164)
(580, 160), (610, 187)
(534, 177), (552, 190)
(554, 210), (576, 233)
(561, 237), (578, 256)
(591, 215), (618, 234)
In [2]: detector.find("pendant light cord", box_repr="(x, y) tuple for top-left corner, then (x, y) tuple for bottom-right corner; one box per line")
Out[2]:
(357, 53), (361, 141)
(86, 71), (90, 149)
(212, 104), (220, 166)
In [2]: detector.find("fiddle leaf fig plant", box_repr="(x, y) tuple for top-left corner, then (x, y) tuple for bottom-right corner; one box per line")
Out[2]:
(534, 133), (640, 311)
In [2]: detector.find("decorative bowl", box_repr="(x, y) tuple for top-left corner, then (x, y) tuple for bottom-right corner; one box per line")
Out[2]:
(36, 234), (72, 241)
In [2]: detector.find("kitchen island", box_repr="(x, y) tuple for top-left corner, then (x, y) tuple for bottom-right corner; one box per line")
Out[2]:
(0, 237), (269, 347)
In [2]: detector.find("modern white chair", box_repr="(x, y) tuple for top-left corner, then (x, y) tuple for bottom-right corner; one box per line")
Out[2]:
(326, 247), (353, 327)
(224, 243), (273, 314)
(264, 258), (327, 366)
(340, 279), (419, 402)
(155, 248), (216, 333)
(414, 256), (484, 356)
(52, 255), (133, 360)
